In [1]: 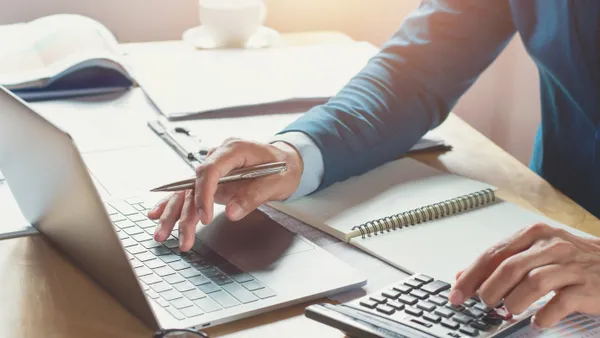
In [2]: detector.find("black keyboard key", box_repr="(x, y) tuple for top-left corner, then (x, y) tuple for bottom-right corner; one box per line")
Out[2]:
(464, 298), (477, 307)
(382, 289), (401, 299)
(405, 306), (423, 317)
(198, 282), (221, 294)
(149, 246), (171, 256)
(404, 279), (424, 289)
(464, 308), (485, 319)
(434, 307), (455, 318)
(376, 304), (395, 315)
(189, 275), (211, 286)
(439, 290), (451, 299)
(447, 304), (466, 312)
(393, 284), (412, 294)
(397, 294), (417, 305)
(194, 297), (222, 313)
(163, 273), (185, 285)
(241, 280), (264, 291)
(481, 315), (503, 326)
(453, 313), (473, 325)
(182, 289), (206, 301)
(360, 299), (378, 309)
(471, 320), (492, 331)
(429, 296), (447, 306)
(409, 318), (432, 328)
(163, 239), (179, 249)
(441, 318), (459, 330)
(253, 287), (276, 299)
(459, 326), (479, 337)
(159, 254), (180, 264)
(222, 283), (259, 304)
(421, 280), (451, 294)
(181, 305), (204, 318)
(474, 302), (492, 312)
(210, 290), (240, 308)
(165, 306), (185, 320)
(370, 295), (387, 304)
(190, 261), (213, 270)
(416, 301), (436, 312)
(410, 289), (429, 300)
(423, 313), (441, 323)
(387, 300), (405, 310)
(415, 275), (434, 284)
(448, 332), (461, 338)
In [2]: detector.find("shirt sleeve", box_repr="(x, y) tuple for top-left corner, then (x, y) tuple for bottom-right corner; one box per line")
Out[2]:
(270, 131), (324, 200)
(277, 0), (517, 191)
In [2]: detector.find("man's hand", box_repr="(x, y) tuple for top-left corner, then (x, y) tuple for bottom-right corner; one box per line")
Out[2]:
(449, 223), (600, 328)
(146, 138), (304, 252)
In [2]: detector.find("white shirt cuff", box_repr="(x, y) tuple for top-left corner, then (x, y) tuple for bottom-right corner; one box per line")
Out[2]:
(270, 132), (324, 200)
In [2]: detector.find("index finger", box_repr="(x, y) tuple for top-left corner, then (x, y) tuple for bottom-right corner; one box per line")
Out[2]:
(450, 223), (556, 305)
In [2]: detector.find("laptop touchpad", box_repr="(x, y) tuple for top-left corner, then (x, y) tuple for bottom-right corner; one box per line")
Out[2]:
(195, 205), (314, 272)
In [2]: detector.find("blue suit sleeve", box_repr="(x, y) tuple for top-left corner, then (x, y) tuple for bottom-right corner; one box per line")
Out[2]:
(278, 0), (516, 190)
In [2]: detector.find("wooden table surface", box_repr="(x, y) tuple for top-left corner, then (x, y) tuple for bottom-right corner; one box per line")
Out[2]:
(1, 31), (599, 338)
(1, 113), (597, 338)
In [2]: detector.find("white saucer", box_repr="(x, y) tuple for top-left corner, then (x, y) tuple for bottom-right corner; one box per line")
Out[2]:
(182, 25), (280, 49)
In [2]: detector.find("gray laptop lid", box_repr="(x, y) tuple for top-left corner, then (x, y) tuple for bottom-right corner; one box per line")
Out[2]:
(0, 87), (158, 329)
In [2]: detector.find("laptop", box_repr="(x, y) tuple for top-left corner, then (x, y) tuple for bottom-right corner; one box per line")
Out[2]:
(0, 86), (366, 331)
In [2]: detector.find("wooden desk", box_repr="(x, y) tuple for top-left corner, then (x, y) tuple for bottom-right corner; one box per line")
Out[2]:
(1, 112), (598, 338)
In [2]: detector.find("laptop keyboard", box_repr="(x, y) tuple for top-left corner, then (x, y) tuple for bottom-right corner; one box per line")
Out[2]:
(105, 198), (277, 321)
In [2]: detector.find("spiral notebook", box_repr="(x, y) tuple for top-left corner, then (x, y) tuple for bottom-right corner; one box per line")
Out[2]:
(270, 158), (593, 281)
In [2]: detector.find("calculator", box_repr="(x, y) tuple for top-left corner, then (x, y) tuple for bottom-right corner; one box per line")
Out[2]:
(305, 274), (533, 338)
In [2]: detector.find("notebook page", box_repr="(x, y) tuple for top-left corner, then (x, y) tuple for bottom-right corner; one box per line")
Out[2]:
(350, 201), (595, 282)
(270, 158), (492, 241)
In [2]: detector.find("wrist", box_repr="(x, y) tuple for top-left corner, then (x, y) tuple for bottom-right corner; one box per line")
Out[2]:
(272, 141), (304, 177)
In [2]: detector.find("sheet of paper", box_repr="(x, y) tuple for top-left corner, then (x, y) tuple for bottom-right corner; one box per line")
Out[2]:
(507, 313), (600, 337)
(128, 42), (379, 118)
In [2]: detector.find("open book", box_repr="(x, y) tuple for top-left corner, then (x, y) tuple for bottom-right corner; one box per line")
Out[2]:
(0, 14), (135, 101)
(270, 158), (595, 282)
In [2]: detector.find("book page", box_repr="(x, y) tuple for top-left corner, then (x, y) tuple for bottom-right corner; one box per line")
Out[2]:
(0, 14), (121, 86)
(270, 158), (493, 241)
(350, 201), (595, 282)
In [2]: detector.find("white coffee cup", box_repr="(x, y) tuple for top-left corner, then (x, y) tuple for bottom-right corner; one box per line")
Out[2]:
(198, 0), (267, 48)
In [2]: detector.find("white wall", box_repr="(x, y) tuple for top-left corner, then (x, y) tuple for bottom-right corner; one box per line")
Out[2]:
(0, 0), (540, 164)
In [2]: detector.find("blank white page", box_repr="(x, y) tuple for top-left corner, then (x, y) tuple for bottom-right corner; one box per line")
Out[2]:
(270, 158), (492, 241)
(351, 201), (596, 282)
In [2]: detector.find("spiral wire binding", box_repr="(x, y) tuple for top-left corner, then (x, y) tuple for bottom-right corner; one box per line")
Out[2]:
(351, 188), (496, 239)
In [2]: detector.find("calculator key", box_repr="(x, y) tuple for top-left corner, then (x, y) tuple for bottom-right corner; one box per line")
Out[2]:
(441, 318), (460, 330)
(414, 275), (434, 284)
(181, 305), (204, 318)
(369, 295), (387, 304)
(210, 290), (240, 308)
(409, 289), (429, 300)
(459, 326), (480, 337)
(405, 306), (423, 317)
(409, 318), (432, 328)
(464, 308), (485, 319)
(416, 301), (436, 312)
(165, 306), (185, 320)
(360, 299), (378, 309)
(149, 246), (171, 256)
(194, 297), (222, 313)
(253, 287), (276, 299)
(481, 315), (503, 326)
(393, 284), (412, 294)
(447, 304), (466, 312)
(471, 320), (492, 331)
(382, 289), (401, 299)
(189, 275), (211, 286)
(429, 296), (447, 306)
(386, 300), (405, 310)
(198, 282), (221, 294)
(171, 297), (194, 310)
(397, 294), (417, 306)
(452, 313), (473, 325)
(474, 302), (492, 312)
(434, 307), (455, 318)
(448, 333), (461, 338)
(182, 289), (206, 301)
(423, 313), (441, 323)
(161, 290), (183, 301)
(404, 279), (423, 289)
(376, 304), (395, 315)
(464, 298), (477, 307)
(222, 283), (259, 304)
(421, 280), (451, 294)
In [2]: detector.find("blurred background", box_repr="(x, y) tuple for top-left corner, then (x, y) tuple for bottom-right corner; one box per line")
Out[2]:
(0, 0), (540, 165)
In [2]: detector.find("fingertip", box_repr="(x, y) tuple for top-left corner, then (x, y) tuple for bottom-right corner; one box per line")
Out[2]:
(448, 289), (464, 305)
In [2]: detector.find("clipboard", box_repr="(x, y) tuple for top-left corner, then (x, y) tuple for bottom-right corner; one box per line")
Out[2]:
(147, 117), (210, 169)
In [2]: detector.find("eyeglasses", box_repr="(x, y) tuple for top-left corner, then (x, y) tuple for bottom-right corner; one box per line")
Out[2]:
(154, 329), (209, 338)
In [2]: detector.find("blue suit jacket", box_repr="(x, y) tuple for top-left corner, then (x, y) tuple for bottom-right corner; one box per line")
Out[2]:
(280, 0), (600, 218)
